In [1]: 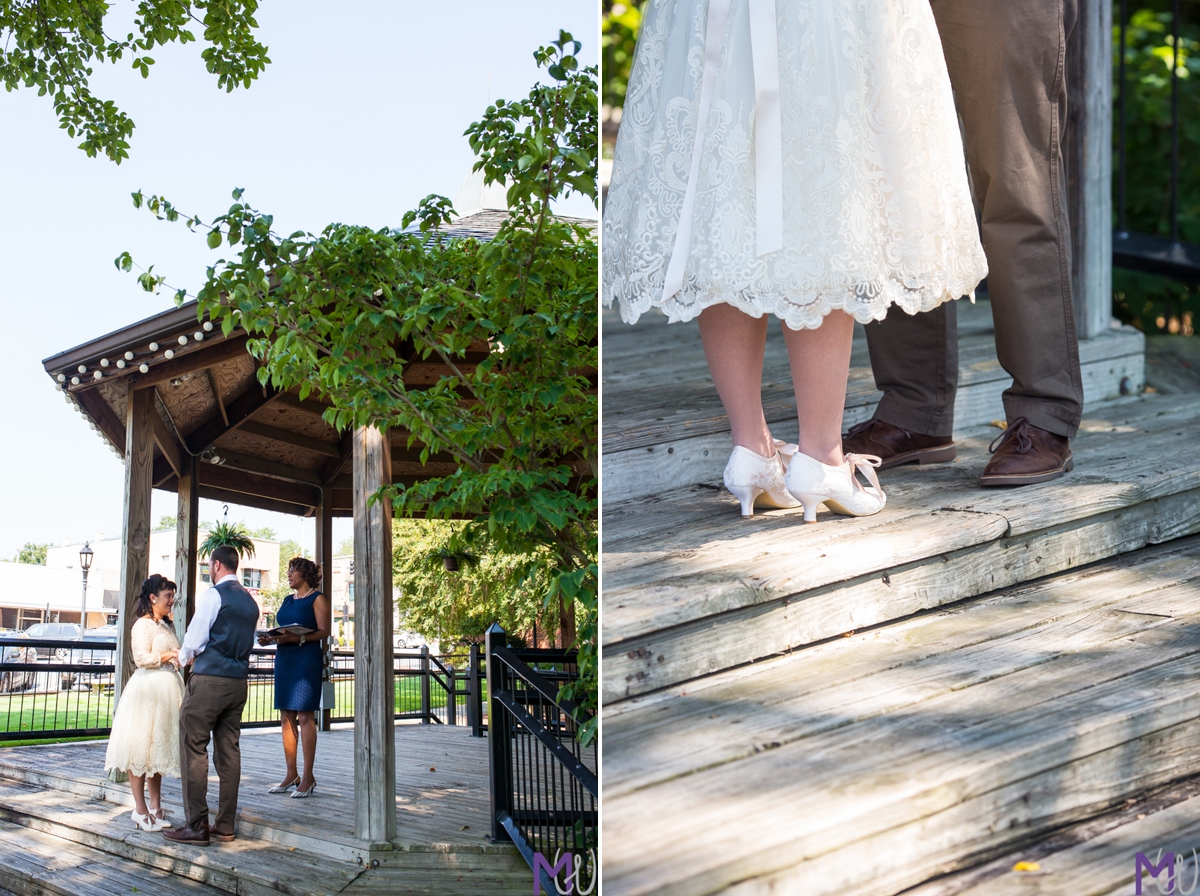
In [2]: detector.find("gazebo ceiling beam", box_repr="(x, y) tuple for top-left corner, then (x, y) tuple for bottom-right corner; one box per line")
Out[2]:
(215, 449), (324, 487)
(128, 335), (252, 391)
(206, 369), (229, 427)
(200, 485), (316, 518)
(239, 421), (341, 458)
(320, 432), (355, 486)
(200, 462), (322, 507)
(185, 382), (279, 454)
(150, 404), (185, 479)
(275, 392), (333, 417)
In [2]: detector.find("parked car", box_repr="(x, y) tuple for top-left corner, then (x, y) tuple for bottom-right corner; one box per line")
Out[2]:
(24, 622), (85, 689)
(0, 628), (35, 693)
(72, 625), (119, 690)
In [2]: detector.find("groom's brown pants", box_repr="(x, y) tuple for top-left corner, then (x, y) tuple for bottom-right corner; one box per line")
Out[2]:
(179, 673), (247, 832)
(864, 0), (1085, 439)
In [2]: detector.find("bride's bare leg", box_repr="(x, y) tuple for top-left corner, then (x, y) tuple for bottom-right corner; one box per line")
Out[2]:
(781, 310), (856, 466)
(697, 304), (775, 457)
(147, 773), (163, 814)
(128, 772), (149, 817)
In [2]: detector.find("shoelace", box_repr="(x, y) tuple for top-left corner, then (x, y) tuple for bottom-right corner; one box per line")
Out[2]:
(988, 416), (1034, 455)
(844, 453), (883, 494)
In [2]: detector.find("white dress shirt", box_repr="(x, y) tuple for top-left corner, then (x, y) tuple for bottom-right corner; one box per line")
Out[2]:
(178, 573), (241, 667)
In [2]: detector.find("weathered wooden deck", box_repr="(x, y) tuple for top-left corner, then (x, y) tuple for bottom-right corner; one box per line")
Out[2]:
(601, 302), (1200, 893)
(0, 725), (531, 895)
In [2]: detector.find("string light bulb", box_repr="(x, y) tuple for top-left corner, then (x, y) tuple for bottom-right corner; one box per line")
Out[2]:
(77, 365), (87, 374)
(124, 351), (134, 361)
(116, 360), (126, 369)
(202, 321), (214, 332)
(56, 374), (65, 383)
(139, 363), (149, 374)
(100, 358), (110, 368)
(178, 335), (188, 345)
(71, 376), (80, 385)
(194, 331), (204, 341)
(164, 349), (175, 359)
(93, 371), (102, 380)
(149, 342), (159, 351)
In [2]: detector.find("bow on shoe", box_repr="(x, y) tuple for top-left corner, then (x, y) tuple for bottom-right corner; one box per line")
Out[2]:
(989, 417), (1034, 454)
(775, 440), (800, 469)
(844, 453), (884, 494)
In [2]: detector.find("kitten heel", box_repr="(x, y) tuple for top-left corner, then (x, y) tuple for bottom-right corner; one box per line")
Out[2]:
(726, 484), (765, 518)
(795, 496), (824, 524)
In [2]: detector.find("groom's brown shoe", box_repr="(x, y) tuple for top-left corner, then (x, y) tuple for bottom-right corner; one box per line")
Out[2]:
(162, 820), (210, 846)
(842, 418), (956, 470)
(980, 417), (1073, 486)
(211, 828), (236, 843)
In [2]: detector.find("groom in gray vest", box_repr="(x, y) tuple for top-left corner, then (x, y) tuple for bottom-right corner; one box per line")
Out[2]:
(164, 545), (259, 846)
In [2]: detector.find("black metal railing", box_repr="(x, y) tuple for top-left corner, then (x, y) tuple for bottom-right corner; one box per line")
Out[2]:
(485, 624), (597, 893)
(0, 637), (486, 741)
(1114, 0), (1200, 278)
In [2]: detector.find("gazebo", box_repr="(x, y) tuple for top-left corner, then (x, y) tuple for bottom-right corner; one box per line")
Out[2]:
(38, 211), (519, 842)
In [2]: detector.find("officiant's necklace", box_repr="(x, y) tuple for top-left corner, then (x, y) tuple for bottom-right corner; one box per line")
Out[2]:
(295, 584), (314, 600)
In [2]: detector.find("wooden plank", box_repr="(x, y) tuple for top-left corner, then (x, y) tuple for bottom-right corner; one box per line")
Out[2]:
(353, 427), (396, 843)
(71, 388), (127, 456)
(115, 389), (154, 703)
(185, 381), (280, 453)
(275, 391), (334, 417)
(150, 389), (184, 478)
(239, 420), (342, 457)
(175, 454), (200, 639)
(321, 432), (354, 486)
(200, 463), (322, 508)
(603, 592), (1200, 894)
(196, 484), (316, 519)
(316, 490), (334, 730)
(207, 368), (229, 425)
(129, 333), (252, 390)
(604, 541), (1200, 796)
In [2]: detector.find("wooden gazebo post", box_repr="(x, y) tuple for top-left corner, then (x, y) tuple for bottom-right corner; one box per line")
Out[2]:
(174, 453), (200, 643)
(315, 488), (334, 731)
(352, 425), (395, 843)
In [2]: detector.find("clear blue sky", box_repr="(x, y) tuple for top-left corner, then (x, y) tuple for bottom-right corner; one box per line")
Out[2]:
(0, 1), (598, 559)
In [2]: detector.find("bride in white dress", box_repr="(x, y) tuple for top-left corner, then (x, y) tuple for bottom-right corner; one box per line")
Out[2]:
(104, 574), (184, 832)
(603, 0), (988, 521)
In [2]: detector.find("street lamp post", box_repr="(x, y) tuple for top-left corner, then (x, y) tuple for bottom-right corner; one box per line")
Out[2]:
(78, 542), (94, 635)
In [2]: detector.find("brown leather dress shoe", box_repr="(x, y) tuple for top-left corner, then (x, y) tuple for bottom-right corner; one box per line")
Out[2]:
(162, 820), (210, 846)
(980, 417), (1073, 486)
(842, 418), (956, 470)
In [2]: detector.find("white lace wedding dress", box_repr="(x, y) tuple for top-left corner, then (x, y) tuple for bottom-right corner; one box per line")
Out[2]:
(104, 616), (184, 777)
(603, 0), (988, 330)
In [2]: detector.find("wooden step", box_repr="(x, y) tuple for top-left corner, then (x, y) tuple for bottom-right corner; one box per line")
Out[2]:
(601, 536), (1200, 895)
(0, 776), (366, 896)
(0, 817), (230, 896)
(602, 391), (1200, 702)
(601, 301), (1146, 503)
(903, 774), (1200, 895)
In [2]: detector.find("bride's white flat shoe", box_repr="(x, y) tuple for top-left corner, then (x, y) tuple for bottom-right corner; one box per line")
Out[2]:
(724, 441), (804, 518)
(785, 451), (887, 523)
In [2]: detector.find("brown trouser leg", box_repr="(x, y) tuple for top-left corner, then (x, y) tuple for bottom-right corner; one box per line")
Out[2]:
(178, 674), (248, 831)
(864, 0), (1085, 439)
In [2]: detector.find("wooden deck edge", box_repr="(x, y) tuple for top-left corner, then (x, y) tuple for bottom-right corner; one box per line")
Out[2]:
(601, 485), (1200, 704)
(601, 333), (1145, 503)
(0, 762), (512, 863)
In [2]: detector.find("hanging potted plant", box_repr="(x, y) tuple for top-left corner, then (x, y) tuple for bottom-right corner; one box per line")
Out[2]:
(199, 521), (257, 560)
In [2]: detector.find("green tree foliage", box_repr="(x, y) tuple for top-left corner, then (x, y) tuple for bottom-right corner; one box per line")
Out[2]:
(155, 515), (178, 530)
(1114, 4), (1200, 335)
(602, 0), (645, 109)
(249, 526), (277, 540)
(392, 520), (558, 651)
(260, 538), (306, 615)
(336, 539), (354, 557)
(11, 542), (48, 565)
(0, 0), (268, 163)
(198, 521), (256, 560)
(121, 31), (598, 738)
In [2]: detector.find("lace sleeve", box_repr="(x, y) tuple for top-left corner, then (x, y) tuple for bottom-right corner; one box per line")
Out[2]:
(131, 618), (161, 669)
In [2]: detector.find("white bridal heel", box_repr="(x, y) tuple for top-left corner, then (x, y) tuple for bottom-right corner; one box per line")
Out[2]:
(784, 452), (887, 523)
(724, 440), (804, 518)
(132, 810), (165, 833)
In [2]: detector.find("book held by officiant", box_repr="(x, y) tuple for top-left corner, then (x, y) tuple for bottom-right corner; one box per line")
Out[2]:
(263, 624), (315, 638)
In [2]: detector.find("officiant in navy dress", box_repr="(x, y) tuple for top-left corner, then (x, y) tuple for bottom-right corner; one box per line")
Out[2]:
(259, 557), (330, 799)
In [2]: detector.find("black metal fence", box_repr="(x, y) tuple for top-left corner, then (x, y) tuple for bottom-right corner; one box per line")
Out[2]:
(1114, 0), (1200, 279)
(0, 637), (486, 741)
(485, 624), (597, 893)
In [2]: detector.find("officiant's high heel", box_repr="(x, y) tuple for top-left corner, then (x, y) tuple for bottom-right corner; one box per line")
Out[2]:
(785, 451), (886, 523)
(269, 776), (300, 794)
(724, 440), (803, 518)
(291, 780), (317, 799)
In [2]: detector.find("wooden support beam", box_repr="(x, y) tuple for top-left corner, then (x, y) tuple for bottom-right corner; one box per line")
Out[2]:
(130, 335), (252, 390)
(321, 433), (355, 486)
(200, 463), (322, 508)
(207, 369), (229, 427)
(353, 426), (395, 843)
(150, 391), (184, 479)
(198, 485), (316, 518)
(113, 388), (155, 785)
(214, 449), (324, 487)
(175, 454), (200, 644)
(72, 389), (128, 455)
(1066, 0), (1113, 340)
(185, 382), (279, 454)
(239, 421), (341, 457)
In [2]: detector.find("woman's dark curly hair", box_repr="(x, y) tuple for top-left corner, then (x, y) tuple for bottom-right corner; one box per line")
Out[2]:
(134, 574), (177, 620)
(287, 556), (321, 590)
